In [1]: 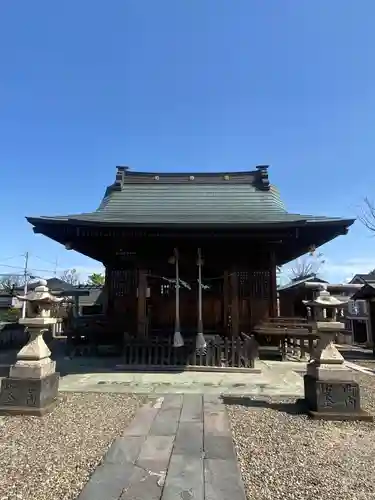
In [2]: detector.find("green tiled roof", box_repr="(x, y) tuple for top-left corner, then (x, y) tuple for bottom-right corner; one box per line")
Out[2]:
(26, 166), (355, 228)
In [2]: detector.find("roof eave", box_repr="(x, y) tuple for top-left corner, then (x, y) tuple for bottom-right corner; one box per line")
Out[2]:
(26, 216), (355, 230)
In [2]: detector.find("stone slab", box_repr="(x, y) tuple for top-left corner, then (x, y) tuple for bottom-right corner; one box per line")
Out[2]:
(204, 434), (236, 460)
(203, 395), (225, 412)
(161, 394), (183, 409)
(180, 394), (203, 422)
(0, 372), (59, 415)
(10, 359), (56, 379)
(204, 458), (246, 500)
(103, 436), (145, 465)
(77, 462), (143, 500)
(204, 410), (232, 437)
(120, 471), (163, 500)
(161, 455), (204, 500)
(122, 405), (159, 437)
(137, 435), (175, 471)
(173, 422), (203, 457)
(149, 408), (181, 436)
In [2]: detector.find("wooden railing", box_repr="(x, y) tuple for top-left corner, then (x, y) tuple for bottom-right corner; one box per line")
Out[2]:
(121, 335), (257, 370)
(253, 317), (318, 361)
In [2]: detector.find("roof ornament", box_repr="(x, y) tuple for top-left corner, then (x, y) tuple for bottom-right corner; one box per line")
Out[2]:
(256, 165), (270, 190)
(113, 165), (129, 190)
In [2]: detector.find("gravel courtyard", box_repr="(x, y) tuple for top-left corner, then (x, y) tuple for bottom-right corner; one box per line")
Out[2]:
(227, 371), (375, 500)
(0, 392), (145, 500)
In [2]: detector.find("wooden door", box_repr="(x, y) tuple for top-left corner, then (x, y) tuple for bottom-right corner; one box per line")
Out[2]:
(180, 288), (197, 331)
(147, 279), (174, 332)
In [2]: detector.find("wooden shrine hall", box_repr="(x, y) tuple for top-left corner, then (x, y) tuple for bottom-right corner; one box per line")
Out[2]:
(26, 165), (354, 368)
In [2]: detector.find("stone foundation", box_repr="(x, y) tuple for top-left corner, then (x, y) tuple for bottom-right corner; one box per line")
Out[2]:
(0, 372), (59, 416)
(303, 374), (373, 422)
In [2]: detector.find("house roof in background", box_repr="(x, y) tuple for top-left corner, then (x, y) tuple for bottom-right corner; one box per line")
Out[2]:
(277, 275), (328, 292)
(350, 272), (375, 284)
(13, 278), (74, 293)
(352, 281), (375, 300)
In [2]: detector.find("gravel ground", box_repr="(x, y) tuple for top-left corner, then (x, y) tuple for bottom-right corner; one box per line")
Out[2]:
(227, 372), (375, 500)
(0, 392), (145, 500)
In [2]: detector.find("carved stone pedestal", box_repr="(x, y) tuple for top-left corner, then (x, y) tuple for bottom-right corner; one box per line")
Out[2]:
(0, 320), (60, 416)
(303, 375), (372, 421)
(0, 372), (59, 416)
(302, 321), (373, 422)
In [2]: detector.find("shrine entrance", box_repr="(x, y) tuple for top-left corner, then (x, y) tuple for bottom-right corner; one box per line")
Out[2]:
(146, 273), (224, 335)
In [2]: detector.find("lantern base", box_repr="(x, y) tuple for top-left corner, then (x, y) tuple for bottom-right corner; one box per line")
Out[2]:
(302, 375), (373, 422)
(0, 372), (59, 416)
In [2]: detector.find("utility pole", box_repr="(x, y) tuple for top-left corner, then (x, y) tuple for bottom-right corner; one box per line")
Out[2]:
(21, 252), (29, 319)
(54, 257), (58, 277)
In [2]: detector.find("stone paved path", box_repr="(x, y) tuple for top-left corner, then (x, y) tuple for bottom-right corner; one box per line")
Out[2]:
(59, 362), (306, 398)
(77, 394), (246, 500)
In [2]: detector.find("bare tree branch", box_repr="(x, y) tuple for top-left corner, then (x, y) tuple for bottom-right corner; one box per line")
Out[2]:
(59, 268), (80, 286)
(289, 252), (325, 282)
(0, 275), (24, 294)
(359, 197), (375, 233)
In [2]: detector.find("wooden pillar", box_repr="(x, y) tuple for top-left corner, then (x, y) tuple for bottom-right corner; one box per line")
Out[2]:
(269, 249), (277, 318)
(137, 269), (147, 337)
(73, 295), (80, 318)
(103, 266), (111, 315)
(230, 270), (239, 337)
(223, 271), (230, 333)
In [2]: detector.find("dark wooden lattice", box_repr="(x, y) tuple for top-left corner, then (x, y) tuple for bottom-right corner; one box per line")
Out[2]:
(238, 271), (250, 297)
(110, 269), (137, 297)
(248, 270), (270, 299)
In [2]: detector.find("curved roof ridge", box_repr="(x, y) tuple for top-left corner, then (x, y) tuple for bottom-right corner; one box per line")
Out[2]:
(109, 165), (270, 190)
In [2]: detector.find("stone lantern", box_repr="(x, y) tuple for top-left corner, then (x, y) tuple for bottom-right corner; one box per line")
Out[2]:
(301, 288), (372, 421)
(0, 280), (64, 416)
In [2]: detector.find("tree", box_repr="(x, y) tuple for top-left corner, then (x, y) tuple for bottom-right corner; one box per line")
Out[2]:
(289, 247), (325, 282)
(87, 273), (105, 286)
(0, 275), (24, 294)
(60, 268), (80, 286)
(359, 197), (375, 233)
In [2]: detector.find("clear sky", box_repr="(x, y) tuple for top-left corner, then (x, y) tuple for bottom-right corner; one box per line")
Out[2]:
(1, 0), (375, 283)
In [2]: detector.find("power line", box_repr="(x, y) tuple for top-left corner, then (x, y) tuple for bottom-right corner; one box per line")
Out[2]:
(0, 254), (24, 265)
(0, 263), (56, 274)
(29, 255), (62, 276)
(34, 255), (57, 266)
(0, 263), (24, 270)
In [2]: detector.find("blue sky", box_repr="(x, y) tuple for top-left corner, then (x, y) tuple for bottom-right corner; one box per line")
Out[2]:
(1, 0), (375, 283)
